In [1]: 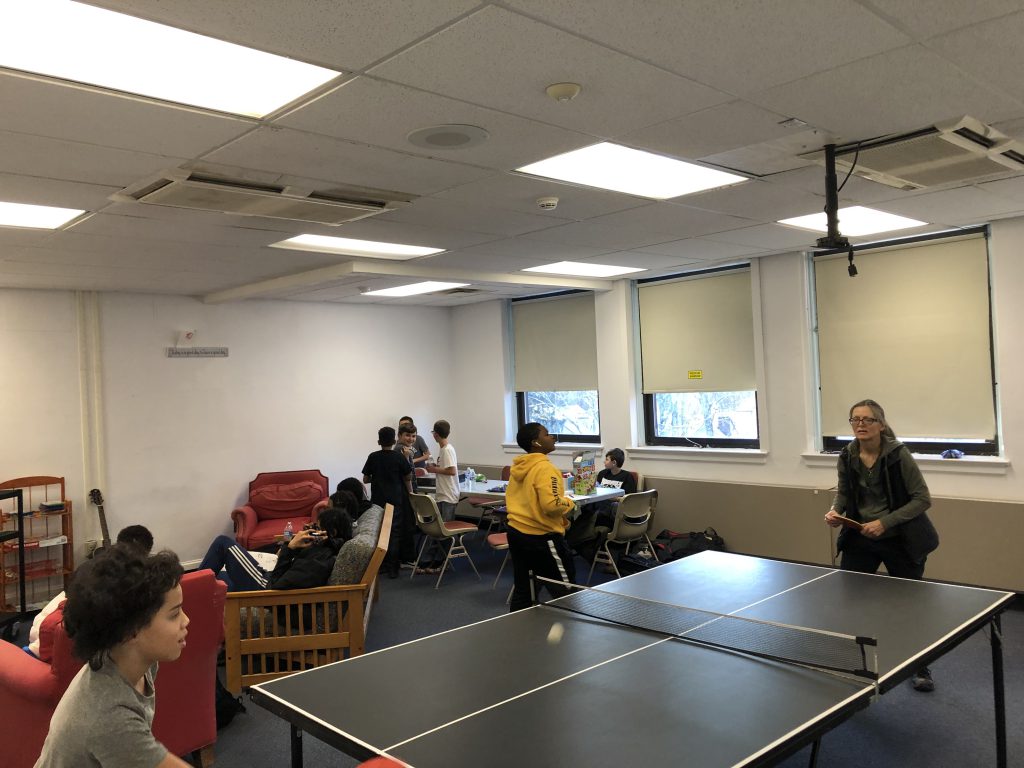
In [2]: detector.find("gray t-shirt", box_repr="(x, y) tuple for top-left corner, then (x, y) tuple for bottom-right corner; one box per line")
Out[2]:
(35, 660), (167, 768)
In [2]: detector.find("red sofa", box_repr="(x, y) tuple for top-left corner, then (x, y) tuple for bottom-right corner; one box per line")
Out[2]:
(0, 569), (227, 768)
(231, 469), (329, 550)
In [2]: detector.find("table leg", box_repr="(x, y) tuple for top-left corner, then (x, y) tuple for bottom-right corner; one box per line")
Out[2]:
(290, 724), (303, 768)
(807, 738), (821, 767)
(990, 614), (1005, 768)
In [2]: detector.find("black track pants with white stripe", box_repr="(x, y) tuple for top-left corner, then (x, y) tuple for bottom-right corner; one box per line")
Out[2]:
(507, 526), (576, 612)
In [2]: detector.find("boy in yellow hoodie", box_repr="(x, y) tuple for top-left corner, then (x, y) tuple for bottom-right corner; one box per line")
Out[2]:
(506, 422), (577, 611)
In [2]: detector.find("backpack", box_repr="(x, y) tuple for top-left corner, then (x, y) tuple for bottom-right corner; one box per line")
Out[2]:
(652, 528), (726, 563)
(215, 677), (246, 729)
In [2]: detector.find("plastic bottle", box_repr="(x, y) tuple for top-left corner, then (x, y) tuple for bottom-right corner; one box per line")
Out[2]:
(283, 520), (294, 543)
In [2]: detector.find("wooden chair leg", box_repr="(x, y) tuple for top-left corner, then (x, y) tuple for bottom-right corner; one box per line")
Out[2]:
(192, 744), (215, 768)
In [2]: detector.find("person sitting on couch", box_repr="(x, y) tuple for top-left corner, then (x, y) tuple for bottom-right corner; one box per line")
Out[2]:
(197, 497), (355, 592)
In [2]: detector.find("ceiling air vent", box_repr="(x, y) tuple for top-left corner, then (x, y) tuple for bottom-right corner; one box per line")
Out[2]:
(801, 116), (1024, 190)
(111, 170), (412, 226)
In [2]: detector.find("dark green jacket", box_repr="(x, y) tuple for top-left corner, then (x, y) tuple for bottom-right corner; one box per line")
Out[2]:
(834, 437), (939, 564)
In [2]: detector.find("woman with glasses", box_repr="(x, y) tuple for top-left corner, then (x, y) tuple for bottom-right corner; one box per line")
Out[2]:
(824, 399), (940, 691)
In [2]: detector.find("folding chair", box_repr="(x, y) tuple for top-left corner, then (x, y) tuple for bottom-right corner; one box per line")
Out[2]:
(587, 490), (658, 584)
(409, 492), (480, 589)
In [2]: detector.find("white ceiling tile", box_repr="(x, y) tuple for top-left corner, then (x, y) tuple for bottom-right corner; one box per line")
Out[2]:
(874, 186), (1024, 224)
(520, 221), (680, 251)
(504, 0), (910, 94)
(927, 12), (1024, 104)
(90, 0), (480, 71)
(575, 251), (699, 271)
(319, 218), (501, 252)
(369, 6), (730, 137)
(622, 101), (796, 160)
(584, 202), (756, 239)
(0, 73), (253, 157)
(703, 224), (818, 251)
(205, 127), (493, 195)
(433, 174), (648, 220)
(0, 173), (121, 210)
(452, 238), (616, 261)
(978, 176), (1024, 204)
(68, 212), (287, 248)
(0, 131), (187, 188)
(376, 197), (570, 237)
(682, 180), (826, 222)
(748, 45), (1024, 143)
(769, 165), (910, 205)
(410, 250), (541, 273)
(635, 238), (766, 261)
(279, 77), (594, 171)
(865, 0), (1024, 40)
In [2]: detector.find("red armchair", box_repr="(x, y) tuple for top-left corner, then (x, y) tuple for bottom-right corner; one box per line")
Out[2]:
(0, 569), (227, 768)
(231, 469), (329, 550)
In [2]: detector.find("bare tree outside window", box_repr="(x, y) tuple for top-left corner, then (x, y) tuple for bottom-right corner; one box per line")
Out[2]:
(523, 390), (599, 436)
(654, 390), (757, 440)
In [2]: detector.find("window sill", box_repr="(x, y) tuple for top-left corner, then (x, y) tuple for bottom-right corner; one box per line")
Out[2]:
(628, 446), (768, 464)
(502, 442), (604, 456)
(801, 452), (1009, 475)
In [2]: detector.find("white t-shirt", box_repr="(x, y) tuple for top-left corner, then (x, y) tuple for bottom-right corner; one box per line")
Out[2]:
(435, 443), (459, 504)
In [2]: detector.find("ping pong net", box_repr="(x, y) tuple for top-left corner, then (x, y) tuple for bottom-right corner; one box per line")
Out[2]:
(535, 578), (878, 682)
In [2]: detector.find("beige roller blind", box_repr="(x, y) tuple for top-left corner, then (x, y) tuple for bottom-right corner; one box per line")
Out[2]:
(638, 269), (755, 393)
(815, 235), (994, 439)
(512, 293), (598, 391)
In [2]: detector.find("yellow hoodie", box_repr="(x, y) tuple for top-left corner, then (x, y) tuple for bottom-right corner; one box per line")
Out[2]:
(505, 453), (576, 536)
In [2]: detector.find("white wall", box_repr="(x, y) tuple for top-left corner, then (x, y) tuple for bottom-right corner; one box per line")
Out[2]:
(450, 214), (1024, 504)
(1, 291), (453, 563)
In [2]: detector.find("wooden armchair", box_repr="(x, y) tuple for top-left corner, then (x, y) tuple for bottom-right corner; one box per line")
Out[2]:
(223, 503), (392, 693)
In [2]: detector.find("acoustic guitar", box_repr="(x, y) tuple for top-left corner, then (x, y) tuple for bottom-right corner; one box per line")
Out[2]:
(88, 488), (112, 558)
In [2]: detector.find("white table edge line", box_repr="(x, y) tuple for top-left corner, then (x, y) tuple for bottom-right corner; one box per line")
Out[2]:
(731, 685), (876, 767)
(250, 687), (382, 755)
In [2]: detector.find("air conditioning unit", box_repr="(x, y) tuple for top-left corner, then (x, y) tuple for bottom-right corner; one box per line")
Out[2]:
(111, 170), (412, 225)
(801, 116), (1024, 190)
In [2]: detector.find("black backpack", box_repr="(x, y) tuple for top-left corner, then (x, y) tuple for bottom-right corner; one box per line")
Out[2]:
(652, 528), (725, 563)
(215, 677), (246, 729)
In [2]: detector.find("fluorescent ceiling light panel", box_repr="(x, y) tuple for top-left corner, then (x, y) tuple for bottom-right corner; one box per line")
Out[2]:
(270, 234), (444, 260)
(363, 281), (469, 297)
(523, 261), (646, 278)
(778, 206), (927, 236)
(0, 201), (85, 229)
(0, 0), (340, 117)
(516, 142), (747, 199)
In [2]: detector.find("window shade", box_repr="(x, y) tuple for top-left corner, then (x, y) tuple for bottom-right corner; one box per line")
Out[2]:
(512, 293), (598, 391)
(638, 270), (755, 393)
(815, 235), (994, 439)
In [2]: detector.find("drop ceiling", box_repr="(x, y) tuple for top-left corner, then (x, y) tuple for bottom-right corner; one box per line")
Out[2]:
(2, 0), (1024, 305)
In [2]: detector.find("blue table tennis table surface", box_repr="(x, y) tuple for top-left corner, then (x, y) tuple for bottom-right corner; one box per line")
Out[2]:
(251, 552), (1013, 768)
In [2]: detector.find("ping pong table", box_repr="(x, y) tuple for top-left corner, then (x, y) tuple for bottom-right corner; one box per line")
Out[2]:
(250, 551), (1014, 768)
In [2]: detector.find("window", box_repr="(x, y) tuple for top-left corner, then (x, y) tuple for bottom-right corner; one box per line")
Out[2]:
(517, 390), (600, 442)
(512, 293), (600, 442)
(637, 267), (760, 448)
(813, 229), (996, 455)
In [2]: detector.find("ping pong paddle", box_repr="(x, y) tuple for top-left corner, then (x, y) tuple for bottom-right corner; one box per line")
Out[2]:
(833, 514), (863, 530)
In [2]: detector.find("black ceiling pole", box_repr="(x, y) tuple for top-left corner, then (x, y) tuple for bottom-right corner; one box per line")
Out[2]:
(817, 143), (849, 250)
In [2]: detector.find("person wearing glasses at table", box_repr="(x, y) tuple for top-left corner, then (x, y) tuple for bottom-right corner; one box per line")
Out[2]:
(824, 399), (940, 692)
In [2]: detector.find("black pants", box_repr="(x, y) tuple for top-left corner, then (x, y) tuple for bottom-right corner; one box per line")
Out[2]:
(840, 531), (926, 580)
(507, 526), (576, 612)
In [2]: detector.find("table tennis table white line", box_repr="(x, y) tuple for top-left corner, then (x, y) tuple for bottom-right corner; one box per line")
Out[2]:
(382, 568), (862, 754)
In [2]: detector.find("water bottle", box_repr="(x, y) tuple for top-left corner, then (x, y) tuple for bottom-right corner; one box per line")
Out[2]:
(283, 520), (294, 543)
(466, 467), (475, 487)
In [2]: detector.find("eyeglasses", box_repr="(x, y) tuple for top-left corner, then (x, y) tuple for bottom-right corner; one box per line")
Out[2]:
(849, 417), (880, 425)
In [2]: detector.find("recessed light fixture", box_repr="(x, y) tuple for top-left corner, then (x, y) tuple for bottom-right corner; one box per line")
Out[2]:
(778, 206), (927, 236)
(0, 201), (85, 229)
(523, 261), (646, 278)
(269, 234), (444, 260)
(0, 0), (340, 117)
(545, 82), (582, 102)
(516, 142), (747, 199)
(363, 281), (469, 297)
(407, 125), (489, 150)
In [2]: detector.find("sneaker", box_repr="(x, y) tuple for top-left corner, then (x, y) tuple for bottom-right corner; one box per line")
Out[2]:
(911, 668), (934, 692)
(400, 561), (417, 570)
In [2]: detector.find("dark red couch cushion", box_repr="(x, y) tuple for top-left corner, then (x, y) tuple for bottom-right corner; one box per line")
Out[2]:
(249, 481), (323, 519)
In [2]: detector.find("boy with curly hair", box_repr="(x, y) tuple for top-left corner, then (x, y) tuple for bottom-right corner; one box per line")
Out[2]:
(34, 543), (192, 767)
